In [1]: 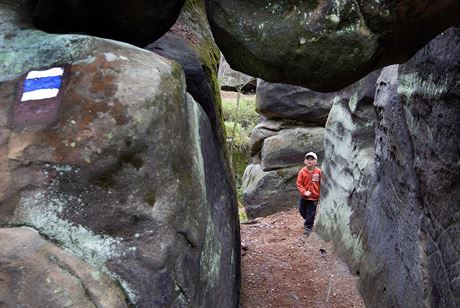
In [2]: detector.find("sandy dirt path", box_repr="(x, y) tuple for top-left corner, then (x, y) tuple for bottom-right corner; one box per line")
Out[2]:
(240, 208), (365, 308)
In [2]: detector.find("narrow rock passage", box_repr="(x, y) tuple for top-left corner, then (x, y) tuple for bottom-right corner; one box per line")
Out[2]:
(240, 208), (365, 307)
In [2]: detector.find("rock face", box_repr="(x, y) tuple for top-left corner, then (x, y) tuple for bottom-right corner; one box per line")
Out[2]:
(0, 2), (239, 307)
(32, 0), (186, 47)
(260, 126), (324, 171)
(0, 227), (127, 307)
(205, 0), (460, 91)
(218, 55), (256, 92)
(317, 27), (460, 307)
(145, 0), (226, 148)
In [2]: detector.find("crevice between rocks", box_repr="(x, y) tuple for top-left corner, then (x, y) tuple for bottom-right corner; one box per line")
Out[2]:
(177, 230), (197, 248)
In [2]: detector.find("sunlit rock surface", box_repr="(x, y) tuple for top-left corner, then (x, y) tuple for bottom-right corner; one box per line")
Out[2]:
(315, 70), (379, 270)
(0, 227), (127, 307)
(205, 0), (460, 91)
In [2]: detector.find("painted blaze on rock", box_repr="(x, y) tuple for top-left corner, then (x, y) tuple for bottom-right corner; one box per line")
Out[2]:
(12, 66), (67, 128)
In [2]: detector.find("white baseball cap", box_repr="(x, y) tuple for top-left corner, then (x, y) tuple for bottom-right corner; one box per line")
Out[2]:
(305, 152), (317, 160)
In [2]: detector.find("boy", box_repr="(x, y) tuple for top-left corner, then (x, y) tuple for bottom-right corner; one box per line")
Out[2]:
(296, 152), (322, 236)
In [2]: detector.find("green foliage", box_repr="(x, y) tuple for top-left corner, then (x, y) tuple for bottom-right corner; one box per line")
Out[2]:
(238, 202), (248, 222)
(221, 93), (258, 162)
(222, 95), (260, 133)
(221, 92), (258, 223)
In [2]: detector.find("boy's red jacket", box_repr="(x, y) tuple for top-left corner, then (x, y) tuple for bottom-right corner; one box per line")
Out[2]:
(296, 167), (322, 200)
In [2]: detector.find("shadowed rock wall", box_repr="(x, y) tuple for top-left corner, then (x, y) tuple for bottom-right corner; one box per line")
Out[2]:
(205, 0), (460, 91)
(32, 0), (186, 47)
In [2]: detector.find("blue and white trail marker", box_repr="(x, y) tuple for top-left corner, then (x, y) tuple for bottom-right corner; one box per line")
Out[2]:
(21, 67), (64, 102)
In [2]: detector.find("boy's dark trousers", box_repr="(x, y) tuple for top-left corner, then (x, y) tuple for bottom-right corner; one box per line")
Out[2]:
(298, 198), (318, 231)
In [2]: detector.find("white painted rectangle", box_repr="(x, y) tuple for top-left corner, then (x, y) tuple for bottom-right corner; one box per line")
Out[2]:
(26, 67), (64, 79)
(21, 88), (60, 101)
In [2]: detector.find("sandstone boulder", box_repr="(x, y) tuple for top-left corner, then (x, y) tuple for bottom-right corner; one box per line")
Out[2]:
(314, 70), (379, 271)
(242, 164), (300, 219)
(0, 3), (239, 306)
(260, 127), (324, 171)
(249, 119), (290, 161)
(360, 27), (460, 308)
(205, 0), (460, 91)
(218, 55), (256, 92)
(256, 80), (334, 125)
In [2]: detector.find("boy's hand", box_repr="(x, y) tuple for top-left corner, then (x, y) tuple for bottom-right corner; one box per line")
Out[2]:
(304, 191), (311, 197)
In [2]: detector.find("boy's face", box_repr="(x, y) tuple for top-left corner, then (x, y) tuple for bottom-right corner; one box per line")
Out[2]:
(304, 156), (317, 167)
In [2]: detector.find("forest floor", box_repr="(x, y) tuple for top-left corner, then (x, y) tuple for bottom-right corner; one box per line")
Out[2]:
(240, 208), (365, 308)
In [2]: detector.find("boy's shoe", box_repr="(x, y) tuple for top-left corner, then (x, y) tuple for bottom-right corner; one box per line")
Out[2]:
(304, 228), (312, 236)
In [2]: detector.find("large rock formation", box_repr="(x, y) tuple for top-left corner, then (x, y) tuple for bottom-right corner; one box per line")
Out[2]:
(242, 164), (301, 218)
(205, 0), (460, 91)
(0, 1), (239, 307)
(317, 27), (460, 307)
(256, 79), (334, 125)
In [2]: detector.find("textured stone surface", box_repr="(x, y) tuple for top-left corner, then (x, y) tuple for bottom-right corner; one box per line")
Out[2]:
(315, 70), (380, 271)
(318, 27), (460, 308)
(242, 164), (300, 219)
(31, 0), (185, 47)
(0, 3), (239, 307)
(256, 80), (334, 125)
(249, 119), (290, 162)
(0, 227), (127, 307)
(243, 115), (324, 218)
(205, 0), (460, 91)
(218, 55), (255, 92)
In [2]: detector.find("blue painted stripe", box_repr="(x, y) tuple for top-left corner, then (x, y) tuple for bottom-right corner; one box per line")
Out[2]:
(23, 76), (62, 92)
